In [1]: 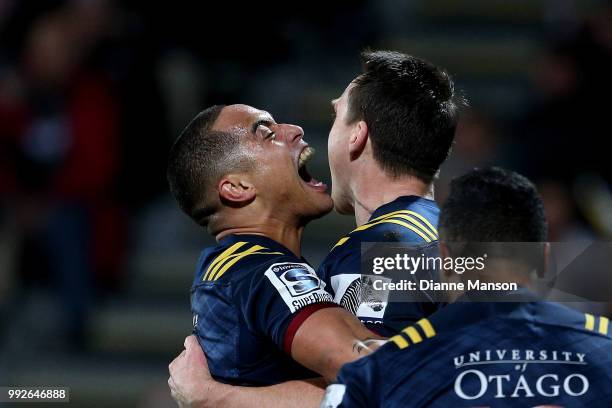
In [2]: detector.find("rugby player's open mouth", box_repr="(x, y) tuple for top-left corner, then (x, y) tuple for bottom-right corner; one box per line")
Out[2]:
(297, 146), (327, 192)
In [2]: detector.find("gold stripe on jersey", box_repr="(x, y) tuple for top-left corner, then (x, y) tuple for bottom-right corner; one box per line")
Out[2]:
(353, 218), (432, 242)
(329, 208), (437, 251)
(369, 210), (439, 237)
(392, 318), (436, 350)
(331, 217), (431, 250)
(203, 242), (248, 281)
(402, 326), (423, 344)
(331, 236), (350, 251)
(368, 210), (408, 223)
(585, 313), (595, 331)
(416, 318), (436, 338)
(384, 214), (437, 240)
(599, 316), (610, 335)
(390, 334), (409, 349)
(208, 245), (284, 281)
(207, 244), (264, 281)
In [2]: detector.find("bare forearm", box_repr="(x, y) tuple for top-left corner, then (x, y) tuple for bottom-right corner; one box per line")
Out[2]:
(292, 308), (384, 381)
(191, 379), (325, 408)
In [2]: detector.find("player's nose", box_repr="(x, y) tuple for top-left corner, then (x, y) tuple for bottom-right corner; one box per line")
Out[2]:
(276, 124), (304, 144)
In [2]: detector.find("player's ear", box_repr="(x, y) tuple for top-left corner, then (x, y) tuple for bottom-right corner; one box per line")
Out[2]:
(218, 175), (256, 204)
(349, 120), (368, 160)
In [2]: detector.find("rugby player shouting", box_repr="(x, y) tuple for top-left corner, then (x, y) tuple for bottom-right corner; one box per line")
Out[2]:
(166, 103), (383, 398)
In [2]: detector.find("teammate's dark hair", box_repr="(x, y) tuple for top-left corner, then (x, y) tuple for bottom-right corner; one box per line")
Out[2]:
(440, 167), (548, 268)
(167, 105), (252, 227)
(346, 50), (465, 182)
(441, 167), (547, 242)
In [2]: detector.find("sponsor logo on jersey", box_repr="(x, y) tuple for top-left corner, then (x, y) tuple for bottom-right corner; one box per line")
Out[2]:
(271, 263), (320, 296)
(265, 262), (333, 313)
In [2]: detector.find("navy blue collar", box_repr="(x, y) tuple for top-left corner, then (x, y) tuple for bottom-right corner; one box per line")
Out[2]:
(369, 195), (438, 222)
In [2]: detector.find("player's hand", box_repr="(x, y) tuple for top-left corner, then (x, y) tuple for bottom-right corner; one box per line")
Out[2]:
(168, 335), (215, 408)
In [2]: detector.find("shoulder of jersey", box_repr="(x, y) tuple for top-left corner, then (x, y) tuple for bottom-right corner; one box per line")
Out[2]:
(546, 301), (611, 339)
(201, 241), (287, 282)
(388, 317), (438, 350)
(329, 209), (439, 252)
(385, 309), (611, 352)
(581, 311), (611, 339)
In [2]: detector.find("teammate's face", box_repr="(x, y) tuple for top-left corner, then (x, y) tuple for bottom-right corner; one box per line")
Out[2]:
(328, 82), (357, 214)
(213, 104), (333, 221)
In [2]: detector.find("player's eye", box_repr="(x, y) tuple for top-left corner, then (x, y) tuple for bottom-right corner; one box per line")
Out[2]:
(265, 132), (276, 141)
(254, 124), (270, 137)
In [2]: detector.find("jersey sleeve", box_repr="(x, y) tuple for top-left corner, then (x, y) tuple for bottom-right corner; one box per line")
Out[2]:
(237, 260), (337, 353)
(320, 357), (379, 408)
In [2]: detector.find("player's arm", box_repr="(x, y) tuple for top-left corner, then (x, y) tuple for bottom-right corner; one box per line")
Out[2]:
(250, 262), (384, 381)
(289, 305), (384, 381)
(179, 380), (325, 408)
(223, 306), (384, 408)
(169, 336), (326, 408)
(168, 333), (380, 408)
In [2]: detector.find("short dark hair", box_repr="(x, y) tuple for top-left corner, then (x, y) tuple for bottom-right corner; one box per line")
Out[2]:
(347, 50), (464, 182)
(440, 167), (548, 267)
(167, 105), (252, 226)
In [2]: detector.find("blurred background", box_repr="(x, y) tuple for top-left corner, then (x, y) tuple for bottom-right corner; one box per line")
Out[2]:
(1, 0), (612, 406)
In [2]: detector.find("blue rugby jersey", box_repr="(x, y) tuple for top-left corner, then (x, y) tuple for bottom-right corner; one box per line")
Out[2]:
(190, 234), (336, 386)
(322, 291), (612, 407)
(317, 196), (442, 337)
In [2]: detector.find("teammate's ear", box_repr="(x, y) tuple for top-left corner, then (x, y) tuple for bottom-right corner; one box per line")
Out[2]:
(218, 176), (256, 204)
(349, 120), (368, 160)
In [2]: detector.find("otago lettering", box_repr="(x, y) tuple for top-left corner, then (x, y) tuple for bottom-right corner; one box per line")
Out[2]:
(454, 370), (589, 400)
(452, 349), (590, 400)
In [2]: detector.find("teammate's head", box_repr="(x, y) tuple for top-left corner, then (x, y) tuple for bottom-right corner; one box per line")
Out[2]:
(328, 50), (463, 214)
(439, 167), (548, 297)
(167, 104), (333, 234)
(440, 167), (547, 243)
